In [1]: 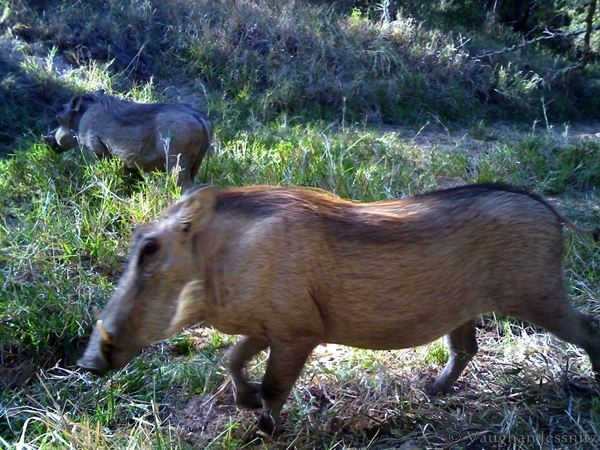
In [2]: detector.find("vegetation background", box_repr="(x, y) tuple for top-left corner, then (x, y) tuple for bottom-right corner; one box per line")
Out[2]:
(1, 0), (600, 448)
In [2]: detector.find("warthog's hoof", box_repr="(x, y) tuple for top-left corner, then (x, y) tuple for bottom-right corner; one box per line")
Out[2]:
(257, 410), (278, 435)
(426, 384), (449, 396)
(236, 381), (263, 409)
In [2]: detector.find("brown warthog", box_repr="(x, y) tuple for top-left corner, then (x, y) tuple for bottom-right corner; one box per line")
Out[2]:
(78, 183), (600, 433)
(43, 91), (213, 190)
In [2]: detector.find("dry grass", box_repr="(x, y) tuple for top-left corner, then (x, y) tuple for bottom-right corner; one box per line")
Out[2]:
(10, 325), (600, 449)
(3, 0), (600, 158)
(151, 321), (600, 449)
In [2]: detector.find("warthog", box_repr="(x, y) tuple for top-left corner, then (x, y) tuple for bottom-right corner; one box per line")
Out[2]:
(78, 183), (600, 433)
(43, 91), (213, 190)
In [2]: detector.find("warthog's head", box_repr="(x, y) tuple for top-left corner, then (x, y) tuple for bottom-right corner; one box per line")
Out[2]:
(78, 185), (217, 375)
(42, 90), (106, 152)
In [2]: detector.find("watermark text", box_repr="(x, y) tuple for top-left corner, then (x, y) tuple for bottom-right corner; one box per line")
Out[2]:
(448, 431), (597, 448)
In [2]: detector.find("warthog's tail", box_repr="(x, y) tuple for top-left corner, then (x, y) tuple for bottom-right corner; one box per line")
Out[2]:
(201, 148), (211, 182)
(546, 202), (600, 242)
(561, 217), (600, 242)
(511, 184), (600, 242)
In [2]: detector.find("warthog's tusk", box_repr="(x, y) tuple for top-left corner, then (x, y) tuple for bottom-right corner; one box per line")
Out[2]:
(96, 320), (111, 345)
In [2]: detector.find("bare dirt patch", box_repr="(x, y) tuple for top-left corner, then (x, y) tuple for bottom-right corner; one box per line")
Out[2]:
(163, 325), (600, 449)
(377, 122), (600, 155)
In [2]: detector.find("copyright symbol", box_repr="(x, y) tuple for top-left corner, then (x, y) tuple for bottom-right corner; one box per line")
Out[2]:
(448, 431), (462, 443)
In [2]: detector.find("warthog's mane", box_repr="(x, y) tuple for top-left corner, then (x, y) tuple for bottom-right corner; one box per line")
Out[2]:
(86, 93), (197, 126)
(213, 183), (562, 243)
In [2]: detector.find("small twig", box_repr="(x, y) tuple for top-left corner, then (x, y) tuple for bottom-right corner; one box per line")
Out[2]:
(473, 1), (598, 82)
(549, 0), (597, 79)
(582, 0), (597, 68)
(472, 24), (600, 61)
(341, 96), (347, 134)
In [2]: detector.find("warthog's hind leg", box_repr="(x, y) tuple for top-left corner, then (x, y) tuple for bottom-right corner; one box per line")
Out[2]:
(518, 301), (600, 380)
(428, 319), (478, 395)
(258, 337), (318, 435)
(229, 336), (268, 409)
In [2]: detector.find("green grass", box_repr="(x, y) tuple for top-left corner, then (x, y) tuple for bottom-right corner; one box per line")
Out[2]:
(3, 0), (600, 157)
(1, 120), (599, 448)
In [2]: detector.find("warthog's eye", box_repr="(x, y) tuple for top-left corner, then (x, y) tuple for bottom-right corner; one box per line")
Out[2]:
(138, 238), (159, 264)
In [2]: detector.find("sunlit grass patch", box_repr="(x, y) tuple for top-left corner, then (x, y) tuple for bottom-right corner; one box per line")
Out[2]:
(6, 398), (188, 450)
(1, 116), (599, 448)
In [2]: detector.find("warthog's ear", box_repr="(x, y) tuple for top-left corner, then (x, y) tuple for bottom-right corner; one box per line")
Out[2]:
(69, 96), (83, 112)
(175, 184), (217, 233)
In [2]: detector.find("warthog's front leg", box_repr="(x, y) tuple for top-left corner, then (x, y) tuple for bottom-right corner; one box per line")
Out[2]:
(258, 337), (319, 434)
(428, 319), (478, 395)
(229, 336), (268, 409)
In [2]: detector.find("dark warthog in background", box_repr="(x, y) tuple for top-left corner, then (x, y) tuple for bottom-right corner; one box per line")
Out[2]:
(78, 183), (600, 434)
(43, 91), (213, 190)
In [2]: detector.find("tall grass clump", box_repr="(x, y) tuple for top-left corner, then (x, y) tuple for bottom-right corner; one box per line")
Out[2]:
(181, 0), (484, 124)
(1, 0), (600, 447)
(3, 0), (600, 155)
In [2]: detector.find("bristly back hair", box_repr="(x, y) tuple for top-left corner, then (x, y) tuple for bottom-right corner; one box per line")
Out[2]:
(215, 183), (542, 218)
(81, 91), (200, 127)
(213, 183), (600, 242)
(415, 183), (600, 240)
(416, 182), (543, 203)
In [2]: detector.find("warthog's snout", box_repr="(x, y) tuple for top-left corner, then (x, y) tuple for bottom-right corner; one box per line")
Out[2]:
(77, 327), (111, 376)
(42, 132), (58, 150)
(42, 127), (76, 153)
(78, 319), (146, 376)
(77, 320), (130, 376)
(77, 354), (110, 376)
